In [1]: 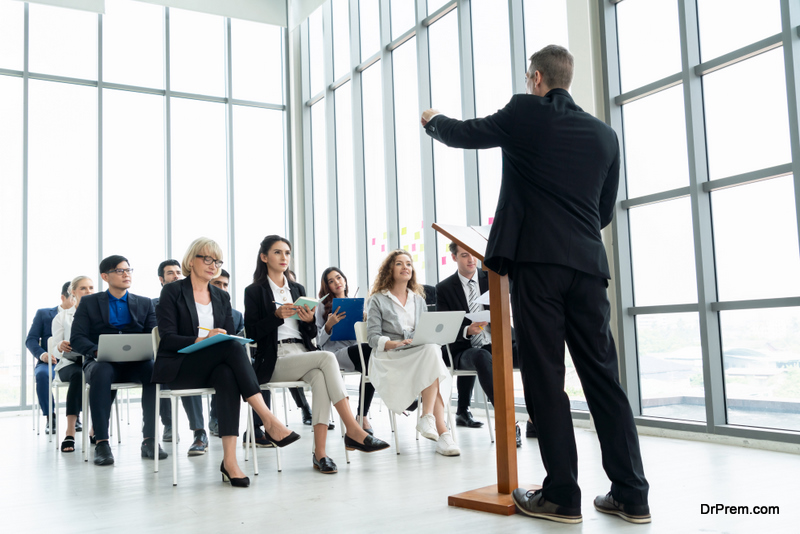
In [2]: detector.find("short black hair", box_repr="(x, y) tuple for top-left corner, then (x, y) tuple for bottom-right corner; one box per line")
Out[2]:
(99, 255), (129, 274)
(158, 259), (180, 278)
(217, 269), (230, 279)
(61, 281), (71, 298)
(449, 242), (459, 255)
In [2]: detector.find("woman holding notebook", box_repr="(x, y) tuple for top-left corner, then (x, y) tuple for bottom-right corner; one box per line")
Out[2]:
(316, 267), (375, 433)
(366, 250), (460, 456)
(244, 235), (389, 475)
(153, 237), (300, 488)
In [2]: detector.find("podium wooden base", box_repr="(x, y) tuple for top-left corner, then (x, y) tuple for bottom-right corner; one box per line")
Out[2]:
(448, 483), (541, 516)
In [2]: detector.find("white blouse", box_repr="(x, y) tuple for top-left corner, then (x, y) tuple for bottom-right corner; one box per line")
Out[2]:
(268, 275), (303, 341)
(196, 301), (214, 332)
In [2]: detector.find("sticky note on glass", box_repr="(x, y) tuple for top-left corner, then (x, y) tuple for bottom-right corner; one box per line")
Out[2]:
(441, 256), (446, 265)
(401, 227), (407, 235)
(383, 232), (387, 239)
(381, 244), (385, 252)
(421, 261), (425, 269)
(403, 245), (409, 251)
(371, 238), (375, 245)
(411, 244), (416, 251)
(414, 232), (420, 240)
(488, 217), (494, 224)
(420, 244), (424, 252)
(414, 254), (419, 262)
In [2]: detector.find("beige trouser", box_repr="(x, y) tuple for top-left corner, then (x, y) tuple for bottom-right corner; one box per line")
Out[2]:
(272, 343), (347, 426)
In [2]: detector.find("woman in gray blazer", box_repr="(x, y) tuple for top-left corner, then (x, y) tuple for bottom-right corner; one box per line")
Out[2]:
(367, 250), (460, 456)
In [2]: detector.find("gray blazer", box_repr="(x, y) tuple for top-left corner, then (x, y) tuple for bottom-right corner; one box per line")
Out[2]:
(366, 291), (426, 351)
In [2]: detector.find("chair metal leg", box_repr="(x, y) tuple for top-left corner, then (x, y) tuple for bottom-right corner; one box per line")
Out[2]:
(114, 396), (121, 444)
(341, 404), (349, 464)
(172, 396), (178, 486)
(154, 386), (161, 473)
(249, 405), (259, 475)
(53, 387), (60, 448)
(126, 389), (130, 424)
(282, 388), (289, 425)
(479, 383), (494, 443)
(82, 381), (89, 462)
(391, 412), (400, 454)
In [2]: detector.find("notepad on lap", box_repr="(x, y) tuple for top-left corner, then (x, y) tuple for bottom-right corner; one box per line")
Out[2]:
(286, 295), (325, 321)
(178, 333), (253, 354)
(329, 298), (365, 341)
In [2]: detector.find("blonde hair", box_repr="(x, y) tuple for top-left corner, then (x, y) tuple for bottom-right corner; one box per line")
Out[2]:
(370, 250), (425, 299)
(70, 276), (92, 295)
(182, 237), (224, 278)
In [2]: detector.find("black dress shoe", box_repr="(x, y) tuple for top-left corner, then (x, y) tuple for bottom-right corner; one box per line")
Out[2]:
(269, 430), (301, 448)
(312, 453), (337, 474)
(44, 419), (55, 434)
(75, 419), (82, 432)
(188, 429), (209, 456)
(344, 433), (390, 453)
(94, 441), (114, 466)
(455, 410), (484, 428)
(141, 439), (168, 460)
(242, 430), (275, 448)
(363, 427), (374, 436)
(526, 420), (538, 438)
(516, 423), (522, 448)
(220, 461), (250, 487)
(301, 406), (313, 425)
(327, 420), (335, 430)
(594, 493), (651, 524)
(512, 488), (582, 524)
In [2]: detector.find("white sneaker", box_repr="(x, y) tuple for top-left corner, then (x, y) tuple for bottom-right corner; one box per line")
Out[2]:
(416, 414), (439, 441)
(436, 432), (461, 456)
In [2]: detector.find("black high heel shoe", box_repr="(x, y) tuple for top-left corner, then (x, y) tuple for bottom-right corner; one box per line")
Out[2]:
(269, 430), (301, 448)
(220, 461), (250, 488)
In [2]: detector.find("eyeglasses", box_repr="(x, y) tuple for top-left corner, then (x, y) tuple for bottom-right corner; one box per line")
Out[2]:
(107, 268), (134, 275)
(196, 255), (224, 268)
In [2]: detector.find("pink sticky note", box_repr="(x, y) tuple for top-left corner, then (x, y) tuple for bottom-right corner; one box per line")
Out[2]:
(381, 244), (385, 252)
(411, 244), (416, 251)
(488, 217), (494, 224)
(421, 220), (424, 228)
(371, 238), (375, 245)
(441, 256), (446, 265)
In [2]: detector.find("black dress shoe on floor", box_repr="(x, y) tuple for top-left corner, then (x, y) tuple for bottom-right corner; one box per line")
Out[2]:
(364, 427), (374, 436)
(94, 441), (114, 466)
(301, 406), (313, 425)
(344, 434), (390, 453)
(511, 488), (582, 524)
(75, 419), (82, 432)
(188, 429), (209, 456)
(44, 419), (55, 434)
(594, 493), (651, 524)
(516, 423), (522, 448)
(312, 453), (337, 474)
(526, 420), (538, 438)
(269, 430), (301, 448)
(242, 430), (275, 448)
(141, 439), (168, 460)
(455, 410), (484, 428)
(220, 461), (250, 487)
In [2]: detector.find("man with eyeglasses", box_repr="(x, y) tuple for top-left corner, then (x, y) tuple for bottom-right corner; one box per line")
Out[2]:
(152, 259), (207, 453)
(71, 255), (167, 466)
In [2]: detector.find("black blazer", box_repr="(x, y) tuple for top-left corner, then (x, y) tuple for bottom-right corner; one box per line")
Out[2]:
(425, 89), (620, 278)
(435, 270), (489, 366)
(70, 291), (157, 366)
(243, 280), (317, 384)
(151, 276), (235, 384)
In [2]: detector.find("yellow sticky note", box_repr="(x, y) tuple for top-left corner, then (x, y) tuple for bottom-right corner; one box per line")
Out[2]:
(383, 232), (387, 239)
(414, 254), (419, 262)
(401, 227), (407, 235)
(421, 261), (425, 270)
(414, 231), (420, 240)
(403, 245), (409, 251)
(420, 244), (425, 252)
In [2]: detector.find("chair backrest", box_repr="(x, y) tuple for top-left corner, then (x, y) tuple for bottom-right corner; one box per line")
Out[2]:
(242, 327), (257, 359)
(354, 321), (367, 344)
(151, 327), (161, 359)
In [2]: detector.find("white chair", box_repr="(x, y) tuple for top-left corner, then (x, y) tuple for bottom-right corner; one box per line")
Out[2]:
(151, 327), (217, 486)
(46, 338), (71, 446)
(444, 345), (495, 443)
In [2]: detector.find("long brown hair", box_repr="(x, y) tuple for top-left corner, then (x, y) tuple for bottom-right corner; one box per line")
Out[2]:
(253, 235), (292, 286)
(318, 266), (348, 320)
(369, 250), (425, 299)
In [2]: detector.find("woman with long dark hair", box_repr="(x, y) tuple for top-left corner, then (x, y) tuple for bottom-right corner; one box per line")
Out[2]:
(367, 250), (460, 456)
(316, 267), (375, 433)
(244, 235), (389, 474)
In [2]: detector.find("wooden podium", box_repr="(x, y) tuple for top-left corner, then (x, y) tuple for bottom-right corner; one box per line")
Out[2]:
(432, 223), (540, 515)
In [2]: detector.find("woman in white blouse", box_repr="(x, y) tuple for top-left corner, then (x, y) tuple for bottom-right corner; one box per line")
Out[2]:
(315, 266), (375, 433)
(367, 250), (460, 456)
(51, 275), (94, 452)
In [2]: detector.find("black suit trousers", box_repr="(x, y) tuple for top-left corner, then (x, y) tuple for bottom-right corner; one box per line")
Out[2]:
(84, 359), (156, 441)
(168, 340), (260, 437)
(511, 262), (649, 508)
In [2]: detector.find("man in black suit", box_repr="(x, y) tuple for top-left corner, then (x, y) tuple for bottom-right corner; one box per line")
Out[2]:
(71, 255), (167, 466)
(153, 259), (206, 452)
(422, 45), (649, 525)
(435, 243), (534, 447)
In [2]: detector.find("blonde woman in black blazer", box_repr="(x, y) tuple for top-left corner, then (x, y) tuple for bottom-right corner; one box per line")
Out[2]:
(153, 237), (300, 487)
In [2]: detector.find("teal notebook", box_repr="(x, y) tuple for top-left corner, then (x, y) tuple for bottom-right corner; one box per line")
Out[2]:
(178, 333), (253, 354)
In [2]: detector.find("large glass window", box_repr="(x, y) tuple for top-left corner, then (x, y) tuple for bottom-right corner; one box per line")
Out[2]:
(391, 0), (415, 40)
(169, 8), (225, 96)
(697, 0), (782, 62)
(231, 19), (283, 104)
(0, 0), (24, 71)
(311, 102), (330, 286)
(332, 0), (351, 80)
(103, 89), (165, 302)
(29, 3), (97, 80)
(169, 98), (228, 257)
(362, 64), (387, 284)
(523, 0), (569, 56)
(309, 7), (325, 97)
(103, 0), (163, 89)
(335, 83), (359, 285)
(392, 38), (426, 283)
(471, 0), (512, 225)
(359, 0), (380, 61)
(429, 11), (465, 281)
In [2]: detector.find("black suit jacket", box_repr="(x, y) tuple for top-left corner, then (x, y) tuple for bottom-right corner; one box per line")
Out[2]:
(70, 291), (157, 366)
(425, 90), (620, 278)
(243, 280), (317, 384)
(151, 276), (235, 384)
(435, 270), (489, 367)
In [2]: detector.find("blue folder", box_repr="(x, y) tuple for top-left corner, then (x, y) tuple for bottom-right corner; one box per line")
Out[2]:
(329, 298), (365, 342)
(178, 333), (253, 354)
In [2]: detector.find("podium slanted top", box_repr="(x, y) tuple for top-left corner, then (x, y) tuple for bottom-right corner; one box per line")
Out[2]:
(432, 223), (492, 262)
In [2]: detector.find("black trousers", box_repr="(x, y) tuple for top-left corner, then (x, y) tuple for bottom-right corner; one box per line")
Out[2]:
(168, 340), (260, 437)
(160, 396), (204, 429)
(84, 359), (156, 441)
(447, 344), (521, 413)
(347, 343), (375, 416)
(511, 262), (649, 508)
(57, 364), (83, 417)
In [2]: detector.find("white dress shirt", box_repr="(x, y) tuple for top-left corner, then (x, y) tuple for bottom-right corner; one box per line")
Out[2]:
(268, 275), (303, 341)
(458, 271), (491, 345)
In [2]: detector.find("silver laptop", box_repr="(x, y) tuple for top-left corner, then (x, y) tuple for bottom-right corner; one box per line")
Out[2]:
(395, 311), (466, 350)
(96, 333), (154, 362)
